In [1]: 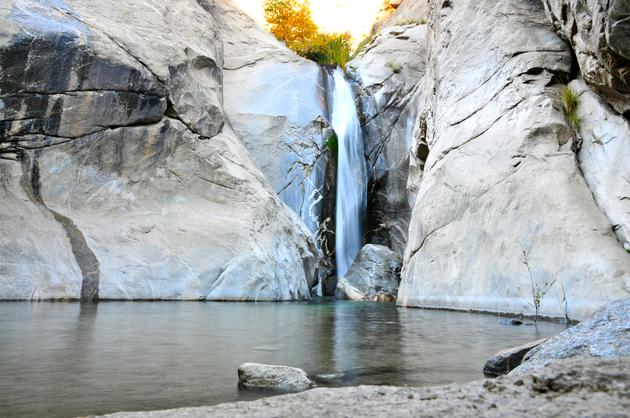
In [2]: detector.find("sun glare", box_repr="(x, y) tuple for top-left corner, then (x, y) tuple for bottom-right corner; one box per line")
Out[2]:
(233, 0), (384, 44)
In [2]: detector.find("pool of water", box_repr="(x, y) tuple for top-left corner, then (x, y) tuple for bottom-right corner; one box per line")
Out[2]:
(0, 299), (568, 417)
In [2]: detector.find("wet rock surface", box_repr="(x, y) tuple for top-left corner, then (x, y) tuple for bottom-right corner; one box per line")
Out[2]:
(98, 357), (630, 417)
(350, 13), (427, 254)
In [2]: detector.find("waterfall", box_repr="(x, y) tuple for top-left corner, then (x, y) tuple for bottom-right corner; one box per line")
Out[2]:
(328, 68), (368, 277)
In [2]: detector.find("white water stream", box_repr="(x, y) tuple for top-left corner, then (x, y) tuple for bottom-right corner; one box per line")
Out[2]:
(328, 68), (368, 277)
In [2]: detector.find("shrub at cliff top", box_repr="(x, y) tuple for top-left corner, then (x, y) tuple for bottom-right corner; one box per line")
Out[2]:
(263, 0), (352, 68)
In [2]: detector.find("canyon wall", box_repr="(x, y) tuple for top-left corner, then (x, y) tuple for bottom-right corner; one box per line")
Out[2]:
(394, 0), (629, 320)
(0, 0), (320, 301)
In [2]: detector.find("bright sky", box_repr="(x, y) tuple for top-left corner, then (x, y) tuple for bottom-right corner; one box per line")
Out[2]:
(233, 0), (384, 42)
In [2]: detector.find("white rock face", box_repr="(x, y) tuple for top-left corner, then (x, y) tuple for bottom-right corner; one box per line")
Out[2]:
(399, 0), (630, 320)
(201, 0), (331, 236)
(570, 79), (630, 248)
(350, 17), (428, 254)
(0, 0), (319, 301)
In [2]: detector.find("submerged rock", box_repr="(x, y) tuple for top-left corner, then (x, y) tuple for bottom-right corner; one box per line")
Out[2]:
(483, 338), (548, 377)
(335, 244), (402, 302)
(237, 363), (312, 393)
(511, 299), (630, 374)
(99, 357), (630, 417)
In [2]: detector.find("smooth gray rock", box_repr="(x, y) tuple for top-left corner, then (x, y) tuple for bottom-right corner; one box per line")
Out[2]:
(335, 244), (402, 302)
(237, 363), (313, 393)
(399, 0), (630, 320)
(97, 357), (630, 417)
(350, 17), (427, 254)
(542, 0), (630, 113)
(0, 0), (319, 301)
(483, 338), (548, 377)
(511, 299), (630, 374)
(569, 79), (630, 249)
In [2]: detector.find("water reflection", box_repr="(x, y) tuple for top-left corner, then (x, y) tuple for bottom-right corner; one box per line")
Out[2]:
(0, 300), (567, 417)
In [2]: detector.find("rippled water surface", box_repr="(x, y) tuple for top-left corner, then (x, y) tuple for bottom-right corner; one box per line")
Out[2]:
(0, 300), (568, 417)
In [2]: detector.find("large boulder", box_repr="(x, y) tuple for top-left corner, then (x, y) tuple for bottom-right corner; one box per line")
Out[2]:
(335, 244), (402, 302)
(398, 0), (630, 320)
(200, 0), (333, 240)
(99, 357), (630, 417)
(511, 299), (630, 374)
(350, 12), (428, 254)
(542, 0), (630, 113)
(237, 363), (313, 393)
(0, 0), (319, 301)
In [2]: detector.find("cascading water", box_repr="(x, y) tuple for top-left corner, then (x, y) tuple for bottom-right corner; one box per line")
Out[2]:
(327, 68), (368, 277)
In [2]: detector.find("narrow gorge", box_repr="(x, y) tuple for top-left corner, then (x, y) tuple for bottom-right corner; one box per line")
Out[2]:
(0, 0), (629, 416)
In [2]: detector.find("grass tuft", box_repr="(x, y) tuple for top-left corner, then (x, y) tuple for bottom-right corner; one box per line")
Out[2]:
(396, 17), (427, 25)
(561, 86), (581, 130)
(386, 60), (403, 74)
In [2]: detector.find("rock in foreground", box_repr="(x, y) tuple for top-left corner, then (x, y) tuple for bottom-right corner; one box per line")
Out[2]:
(335, 244), (402, 302)
(237, 363), (312, 393)
(511, 299), (630, 374)
(483, 338), (548, 377)
(98, 357), (630, 417)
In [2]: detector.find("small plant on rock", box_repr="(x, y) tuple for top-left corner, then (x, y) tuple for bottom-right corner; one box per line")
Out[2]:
(561, 86), (581, 130)
(326, 131), (338, 154)
(386, 60), (403, 74)
(522, 251), (556, 322)
(396, 17), (426, 25)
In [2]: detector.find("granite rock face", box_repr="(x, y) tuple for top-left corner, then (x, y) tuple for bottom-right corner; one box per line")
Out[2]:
(542, 0), (630, 113)
(237, 363), (313, 393)
(200, 0), (333, 241)
(98, 357), (630, 418)
(569, 79), (630, 248)
(0, 0), (319, 301)
(512, 299), (630, 374)
(398, 0), (630, 320)
(335, 244), (402, 302)
(351, 12), (428, 254)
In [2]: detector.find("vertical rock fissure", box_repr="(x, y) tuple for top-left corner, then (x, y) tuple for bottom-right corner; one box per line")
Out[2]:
(19, 154), (100, 302)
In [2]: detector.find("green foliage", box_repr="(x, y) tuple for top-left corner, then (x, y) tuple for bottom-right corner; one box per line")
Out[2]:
(326, 131), (338, 154)
(561, 86), (581, 130)
(263, 0), (318, 44)
(293, 33), (352, 68)
(386, 60), (403, 74)
(263, 0), (352, 69)
(396, 17), (427, 25)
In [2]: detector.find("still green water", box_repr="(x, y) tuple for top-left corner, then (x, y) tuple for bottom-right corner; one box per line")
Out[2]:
(0, 299), (567, 417)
